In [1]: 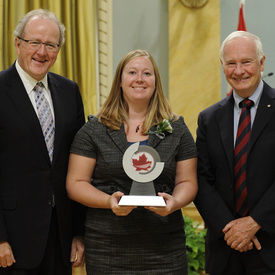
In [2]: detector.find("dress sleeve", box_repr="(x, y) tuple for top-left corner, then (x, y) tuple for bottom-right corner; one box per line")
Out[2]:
(70, 119), (97, 159)
(176, 116), (197, 162)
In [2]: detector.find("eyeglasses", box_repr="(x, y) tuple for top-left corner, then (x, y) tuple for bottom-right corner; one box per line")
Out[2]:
(17, 36), (60, 52)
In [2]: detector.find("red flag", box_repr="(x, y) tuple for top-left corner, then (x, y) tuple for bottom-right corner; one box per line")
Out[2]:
(238, 0), (246, 31)
(226, 0), (247, 96)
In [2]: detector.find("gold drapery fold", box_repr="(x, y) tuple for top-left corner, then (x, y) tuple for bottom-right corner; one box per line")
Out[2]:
(169, 0), (221, 137)
(0, 0), (97, 119)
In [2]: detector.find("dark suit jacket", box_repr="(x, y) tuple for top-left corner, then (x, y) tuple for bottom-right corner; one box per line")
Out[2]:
(194, 81), (275, 275)
(0, 63), (86, 269)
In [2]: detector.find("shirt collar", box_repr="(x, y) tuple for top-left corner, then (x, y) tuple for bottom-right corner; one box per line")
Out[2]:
(233, 80), (263, 111)
(15, 60), (48, 94)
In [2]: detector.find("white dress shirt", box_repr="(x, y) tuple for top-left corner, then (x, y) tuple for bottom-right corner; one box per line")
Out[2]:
(233, 80), (263, 145)
(15, 60), (55, 121)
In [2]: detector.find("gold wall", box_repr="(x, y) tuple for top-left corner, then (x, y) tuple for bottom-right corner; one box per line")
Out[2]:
(73, 265), (86, 275)
(169, 0), (221, 138)
(169, 0), (221, 224)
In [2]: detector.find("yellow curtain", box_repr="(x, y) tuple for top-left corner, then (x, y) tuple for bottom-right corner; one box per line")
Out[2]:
(0, 0), (97, 119)
(169, 0), (221, 138)
(169, 0), (221, 228)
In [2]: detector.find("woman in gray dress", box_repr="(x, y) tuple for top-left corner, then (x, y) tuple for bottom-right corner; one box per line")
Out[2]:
(66, 49), (198, 274)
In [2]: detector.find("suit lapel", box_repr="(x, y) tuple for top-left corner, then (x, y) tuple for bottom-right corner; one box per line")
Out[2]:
(107, 124), (129, 154)
(215, 95), (235, 174)
(249, 84), (275, 153)
(48, 74), (65, 165)
(147, 125), (163, 148)
(5, 65), (50, 162)
(214, 83), (275, 170)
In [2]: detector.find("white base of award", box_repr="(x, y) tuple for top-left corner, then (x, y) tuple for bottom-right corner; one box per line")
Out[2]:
(119, 195), (166, 207)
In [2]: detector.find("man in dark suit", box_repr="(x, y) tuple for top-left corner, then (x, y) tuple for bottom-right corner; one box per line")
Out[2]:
(0, 9), (86, 274)
(195, 31), (275, 275)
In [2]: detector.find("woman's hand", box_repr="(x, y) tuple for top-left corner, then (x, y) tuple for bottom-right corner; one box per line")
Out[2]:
(109, 191), (137, 216)
(145, 158), (198, 217)
(144, 192), (178, 217)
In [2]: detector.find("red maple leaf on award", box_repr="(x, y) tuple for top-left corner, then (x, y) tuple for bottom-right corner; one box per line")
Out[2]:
(132, 153), (152, 171)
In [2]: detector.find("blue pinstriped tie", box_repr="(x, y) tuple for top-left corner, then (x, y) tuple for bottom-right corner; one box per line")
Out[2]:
(34, 82), (55, 162)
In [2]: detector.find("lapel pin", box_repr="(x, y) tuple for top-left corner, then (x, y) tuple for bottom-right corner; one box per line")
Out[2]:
(267, 105), (271, 108)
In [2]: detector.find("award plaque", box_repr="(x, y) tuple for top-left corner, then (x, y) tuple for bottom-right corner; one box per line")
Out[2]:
(119, 142), (166, 207)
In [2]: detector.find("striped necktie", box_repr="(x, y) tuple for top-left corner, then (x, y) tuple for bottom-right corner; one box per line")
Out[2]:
(234, 98), (254, 217)
(34, 82), (55, 162)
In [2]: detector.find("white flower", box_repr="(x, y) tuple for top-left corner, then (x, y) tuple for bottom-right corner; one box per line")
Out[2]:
(147, 119), (173, 139)
(157, 119), (173, 133)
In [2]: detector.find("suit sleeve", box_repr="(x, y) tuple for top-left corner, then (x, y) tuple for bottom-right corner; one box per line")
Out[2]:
(249, 178), (275, 235)
(71, 83), (87, 236)
(194, 112), (235, 238)
(0, 205), (9, 242)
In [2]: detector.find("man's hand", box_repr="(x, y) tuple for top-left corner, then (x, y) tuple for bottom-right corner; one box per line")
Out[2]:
(222, 216), (261, 252)
(70, 236), (85, 267)
(0, 241), (16, 268)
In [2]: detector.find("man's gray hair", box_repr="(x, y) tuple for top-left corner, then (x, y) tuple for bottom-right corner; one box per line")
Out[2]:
(220, 31), (264, 63)
(14, 9), (66, 46)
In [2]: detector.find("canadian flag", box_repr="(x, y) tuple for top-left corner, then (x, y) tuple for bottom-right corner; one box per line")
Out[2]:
(237, 0), (246, 31)
(226, 0), (247, 96)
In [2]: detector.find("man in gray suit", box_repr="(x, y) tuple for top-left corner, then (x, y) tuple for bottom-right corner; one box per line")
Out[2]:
(0, 9), (86, 274)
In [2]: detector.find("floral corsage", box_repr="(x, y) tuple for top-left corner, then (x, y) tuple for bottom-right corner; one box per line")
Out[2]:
(147, 118), (173, 139)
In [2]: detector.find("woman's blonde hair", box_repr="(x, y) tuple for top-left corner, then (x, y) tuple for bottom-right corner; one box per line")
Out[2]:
(97, 49), (177, 134)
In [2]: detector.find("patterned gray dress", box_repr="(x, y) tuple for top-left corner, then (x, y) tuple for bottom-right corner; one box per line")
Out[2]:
(70, 116), (197, 274)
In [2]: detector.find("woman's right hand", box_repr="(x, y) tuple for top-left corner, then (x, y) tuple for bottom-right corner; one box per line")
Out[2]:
(109, 191), (137, 216)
